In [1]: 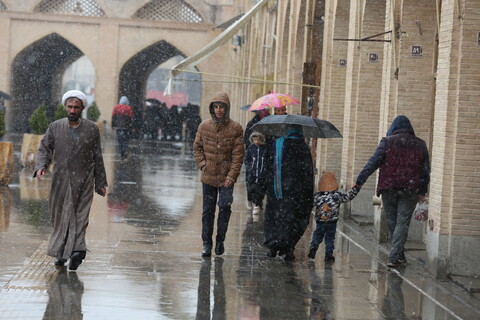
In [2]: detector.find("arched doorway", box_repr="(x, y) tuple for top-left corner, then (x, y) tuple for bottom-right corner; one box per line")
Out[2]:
(118, 40), (187, 111)
(11, 33), (84, 132)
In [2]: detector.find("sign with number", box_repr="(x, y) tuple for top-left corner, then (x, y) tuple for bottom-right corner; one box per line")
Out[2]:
(411, 45), (422, 56)
(368, 53), (378, 63)
(339, 59), (347, 66)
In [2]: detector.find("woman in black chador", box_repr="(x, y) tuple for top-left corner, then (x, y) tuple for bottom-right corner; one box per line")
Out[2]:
(263, 125), (314, 261)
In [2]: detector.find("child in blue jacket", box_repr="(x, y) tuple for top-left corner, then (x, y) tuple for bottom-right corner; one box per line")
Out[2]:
(308, 171), (361, 261)
(244, 132), (267, 214)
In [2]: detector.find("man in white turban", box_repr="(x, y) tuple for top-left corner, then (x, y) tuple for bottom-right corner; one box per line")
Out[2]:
(34, 90), (108, 270)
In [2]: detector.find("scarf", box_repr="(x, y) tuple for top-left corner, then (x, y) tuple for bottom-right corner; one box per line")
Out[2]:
(273, 128), (303, 199)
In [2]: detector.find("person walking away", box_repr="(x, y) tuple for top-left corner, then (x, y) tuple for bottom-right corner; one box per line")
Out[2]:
(34, 90), (108, 270)
(111, 96), (134, 159)
(308, 171), (361, 261)
(245, 132), (268, 215)
(193, 92), (245, 257)
(356, 115), (430, 268)
(263, 125), (313, 261)
(185, 104), (202, 143)
(243, 109), (269, 209)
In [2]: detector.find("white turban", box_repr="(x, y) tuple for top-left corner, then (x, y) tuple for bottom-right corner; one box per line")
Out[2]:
(62, 90), (88, 108)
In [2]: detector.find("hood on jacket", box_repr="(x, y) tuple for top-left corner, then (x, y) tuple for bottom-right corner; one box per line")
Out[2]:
(209, 92), (231, 122)
(119, 96), (129, 105)
(386, 115), (415, 136)
(249, 131), (266, 144)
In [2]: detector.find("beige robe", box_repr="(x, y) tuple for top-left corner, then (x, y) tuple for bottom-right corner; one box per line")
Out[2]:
(34, 118), (107, 260)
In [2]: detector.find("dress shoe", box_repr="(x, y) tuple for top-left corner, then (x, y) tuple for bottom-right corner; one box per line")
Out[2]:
(215, 242), (225, 255)
(69, 251), (86, 271)
(54, 259), (67, 267)
(202, 245), (212, 257)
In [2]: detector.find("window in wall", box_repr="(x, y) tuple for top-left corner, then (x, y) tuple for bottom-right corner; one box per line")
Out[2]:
(133, 0), (203, 23)
(34, 0), (106, 17)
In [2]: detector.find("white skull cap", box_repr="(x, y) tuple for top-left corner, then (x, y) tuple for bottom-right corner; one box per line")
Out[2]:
(62, 90), (88, 108)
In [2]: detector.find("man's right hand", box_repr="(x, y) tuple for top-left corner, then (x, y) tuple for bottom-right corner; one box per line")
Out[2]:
(36, 169), (45, 181)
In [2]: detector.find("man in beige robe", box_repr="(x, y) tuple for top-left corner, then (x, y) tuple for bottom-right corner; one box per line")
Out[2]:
(35, 90), (107, 270)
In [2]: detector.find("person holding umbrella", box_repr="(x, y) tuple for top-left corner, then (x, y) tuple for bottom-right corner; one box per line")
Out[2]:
(252, 113), (343, 261)
(262, 124), (314, 261)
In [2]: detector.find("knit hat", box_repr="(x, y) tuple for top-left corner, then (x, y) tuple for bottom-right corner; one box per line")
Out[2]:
(318, 171), (339, 192)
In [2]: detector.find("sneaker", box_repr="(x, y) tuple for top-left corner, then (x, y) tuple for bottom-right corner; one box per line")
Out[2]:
(252, 205), (261, 214)
(307, 247), (317, 259)
(324, 255), (335, 262)
(387, 261), (401, 268)
(246, 201), (253, 210)
(54, 259), (67, 267)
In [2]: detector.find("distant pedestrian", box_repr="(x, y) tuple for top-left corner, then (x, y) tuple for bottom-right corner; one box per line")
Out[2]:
(356, 115), (430, 268)
(263, 125), (313, 261)
(112, 96), (133, 159)
(193, 92), (245, 257)
(34, 90), (107, 270)
(245, 132), (268, 215)
(308, 171), (360, 261)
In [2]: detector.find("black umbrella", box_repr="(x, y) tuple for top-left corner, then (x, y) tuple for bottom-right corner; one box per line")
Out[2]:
(252, 114), (342, 138)
(240, 104), (251, 111)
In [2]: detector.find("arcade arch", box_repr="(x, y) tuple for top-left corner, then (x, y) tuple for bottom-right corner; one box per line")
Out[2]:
(119, 40), (188, 110)
(133, 0), (203, 22)
(11, 33), (86, 132)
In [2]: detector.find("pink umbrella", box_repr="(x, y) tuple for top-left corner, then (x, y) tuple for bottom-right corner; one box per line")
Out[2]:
(248, 93), (300, 111)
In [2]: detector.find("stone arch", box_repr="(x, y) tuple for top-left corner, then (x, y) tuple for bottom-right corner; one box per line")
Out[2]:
(11, 33), (85, 132)
(34, 0), (106, 17)
(133, 0), (203, 23)
(118, 40), (188, 110)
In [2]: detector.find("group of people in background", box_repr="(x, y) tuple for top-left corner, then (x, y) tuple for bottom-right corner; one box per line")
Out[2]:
(111, 96), (202, 159)
(194, 92), (430, 268)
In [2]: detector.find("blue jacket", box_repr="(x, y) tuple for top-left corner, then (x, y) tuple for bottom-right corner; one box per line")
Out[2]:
(245, 144), (267, 181)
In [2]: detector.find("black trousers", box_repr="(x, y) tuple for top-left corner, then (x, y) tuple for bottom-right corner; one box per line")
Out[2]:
(246, 177), (267, 207)
(202, 183), (234, 246)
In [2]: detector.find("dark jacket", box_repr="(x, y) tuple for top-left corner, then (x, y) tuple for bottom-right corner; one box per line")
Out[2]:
(263, 130), (314, 251)
(244, 114), (261, 147)
(356, 115), (430, 196)
(245, 142), (267, 181)
(193, 92), (245, 187)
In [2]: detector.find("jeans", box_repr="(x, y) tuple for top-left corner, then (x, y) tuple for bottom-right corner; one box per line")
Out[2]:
(381, 189), (418, 262)
(310, 222), (337, 256)
(202, 183), (234, 247)
(116, 129), (130, 159)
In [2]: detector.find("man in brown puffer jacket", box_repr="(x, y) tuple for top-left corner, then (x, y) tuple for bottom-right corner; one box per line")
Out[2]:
(193, 92), (245, 257)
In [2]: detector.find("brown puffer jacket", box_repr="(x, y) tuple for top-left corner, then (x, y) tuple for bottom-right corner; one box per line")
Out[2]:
(193, 92), (245, 187)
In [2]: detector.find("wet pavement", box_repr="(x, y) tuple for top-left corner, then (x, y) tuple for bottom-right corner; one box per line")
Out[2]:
(0, 136), (479, 319)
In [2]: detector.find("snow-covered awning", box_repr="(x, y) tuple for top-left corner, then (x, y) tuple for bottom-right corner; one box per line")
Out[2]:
(164, 0), (269, 96)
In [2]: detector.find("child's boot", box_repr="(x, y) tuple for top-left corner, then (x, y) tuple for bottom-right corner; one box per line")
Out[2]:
(324, 253), (335, 262)
(308, 246), (318, 259)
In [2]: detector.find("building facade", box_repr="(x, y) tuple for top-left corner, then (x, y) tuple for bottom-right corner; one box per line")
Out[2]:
(224, 0), (480, 279)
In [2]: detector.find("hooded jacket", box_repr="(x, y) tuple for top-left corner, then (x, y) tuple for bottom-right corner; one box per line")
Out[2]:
(193, 92), (245, 187)
(356, 115), (430, 196)
(245, 132), (267, 181)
